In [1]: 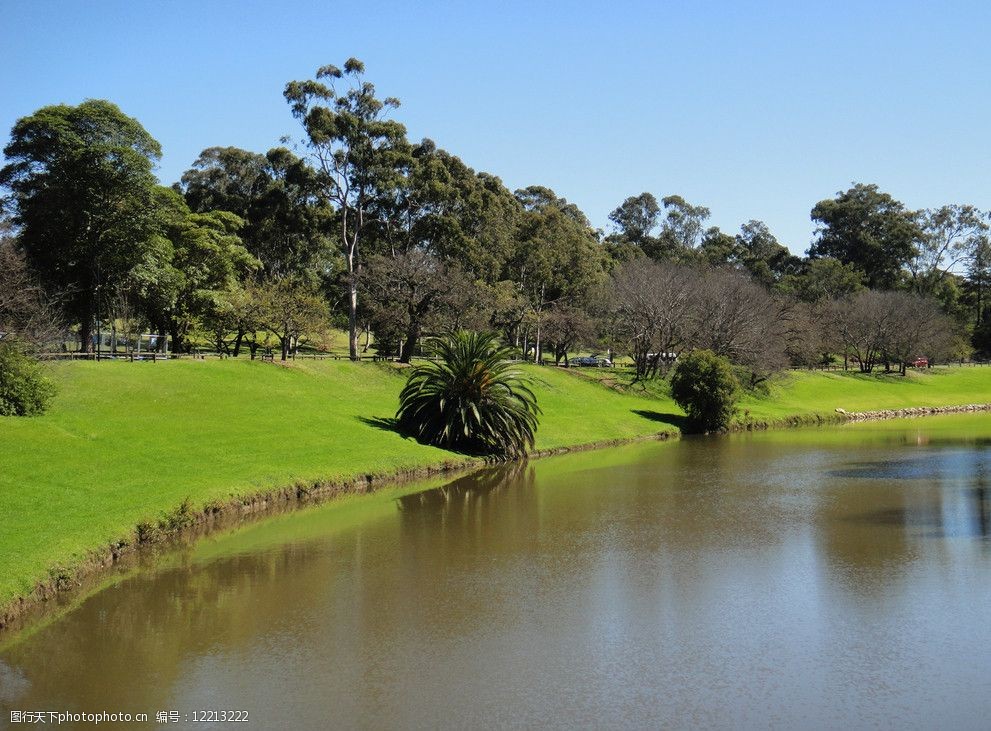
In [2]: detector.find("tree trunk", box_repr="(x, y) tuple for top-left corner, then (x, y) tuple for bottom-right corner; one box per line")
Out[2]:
(233, 330), (245, 358)
(169, 323), (182, 355)
(347, 250), (359, 361)
(401, 322), (418, 364)
(79, 317), (93, 353)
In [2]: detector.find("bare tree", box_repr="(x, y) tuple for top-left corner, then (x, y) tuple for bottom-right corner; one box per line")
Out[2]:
(827, 290), (954, 374)
(0, 235), (62, 349)
(542, 303), (595, 366)
(827, 291), (892, 373)
(910, 205), (989, 297)
(689, 268), (789, 383)
(611, 260), (699, 378)
(880, 292), (957, 374)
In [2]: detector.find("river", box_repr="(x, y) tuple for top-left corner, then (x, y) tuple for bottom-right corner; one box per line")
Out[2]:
(2, 415), (991, 729)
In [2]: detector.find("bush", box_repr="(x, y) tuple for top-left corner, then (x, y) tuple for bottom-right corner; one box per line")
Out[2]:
(0, 342), (56, 416)
(670, 349), (739, 433)
(396, 331), (540, 458)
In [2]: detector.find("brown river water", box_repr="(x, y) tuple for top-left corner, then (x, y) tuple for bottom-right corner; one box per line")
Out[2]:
(2, 416), (991, 730)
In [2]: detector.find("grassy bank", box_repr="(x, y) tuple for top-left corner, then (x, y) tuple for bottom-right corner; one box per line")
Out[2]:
(2, 359), (991, 612)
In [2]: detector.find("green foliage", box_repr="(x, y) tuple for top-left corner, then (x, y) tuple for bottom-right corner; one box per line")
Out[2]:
(0, 100), (163, 348)
(509, 186), (607, 306)
(131, 187), (259, 352)
(778, 256), (866, 302)
(609, 192), (661, 247)
(0, 343), (55, 416)
(809, 183), (920, 289)
(285, 58), (412, 360)
(397, 331), (540, 457)
(670, 350), (739, 432)
(178, 146), (336, 280)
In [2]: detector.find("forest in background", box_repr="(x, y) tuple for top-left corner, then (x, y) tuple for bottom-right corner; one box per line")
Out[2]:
(2, 58), (987, 381)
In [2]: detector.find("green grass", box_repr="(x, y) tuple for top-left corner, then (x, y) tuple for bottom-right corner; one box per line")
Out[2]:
(740, 367), (991, 421)
(571, 364), (991, 422)
(2, 359), (991, 610)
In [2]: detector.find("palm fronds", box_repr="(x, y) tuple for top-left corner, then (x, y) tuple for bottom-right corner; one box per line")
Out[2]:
(396, 331), (540, 458)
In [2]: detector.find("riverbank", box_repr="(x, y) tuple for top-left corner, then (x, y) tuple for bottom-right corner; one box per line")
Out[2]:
(2, 360), (991, 630)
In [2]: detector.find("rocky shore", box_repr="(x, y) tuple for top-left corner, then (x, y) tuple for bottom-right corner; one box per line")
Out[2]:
(837, 403), (991, 421)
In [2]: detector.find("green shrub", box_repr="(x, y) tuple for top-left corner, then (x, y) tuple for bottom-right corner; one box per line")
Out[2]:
(670, 349), (739, 432)
(396, 331), (540, 458)
(0, 342), (56, 416)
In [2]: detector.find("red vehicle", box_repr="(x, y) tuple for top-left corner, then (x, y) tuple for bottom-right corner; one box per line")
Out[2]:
(911, 357), (929, 368)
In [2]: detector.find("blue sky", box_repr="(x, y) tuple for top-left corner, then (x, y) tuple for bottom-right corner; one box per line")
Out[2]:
(3, 0), (990, 253)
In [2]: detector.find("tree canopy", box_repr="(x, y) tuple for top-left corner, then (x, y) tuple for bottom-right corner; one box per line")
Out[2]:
(809, 183), (921, 289)
(1, 100), (164, 350)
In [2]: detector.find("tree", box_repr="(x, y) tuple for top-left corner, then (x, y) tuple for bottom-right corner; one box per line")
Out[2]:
(203, 284), (266, 357)
(396, 331), (540, 458)
(827, 291), (891, 373)
(734, 220), (801, 285)
(285, 58), (412, 360)
(257, 277), (331, 361)
(609, 192), (661, 247)
(826, 290), (951, 374)
(809, 183), (921, 289)
(178, 146), (336, 281)
(0, 233), (61, 348)
(881, 292), (956, 374)
(1, 100), (164, 351)
(508, 187), (606, 361)
(0, 341), (55, 416)
(371, 140), (516, 282)
(542, 304), (595, 366)
(178, 146), (268, 218)
(698, 226), (738, 267)
(130, 188), (258, 353)
(611, 260), (699, 378)
(655, 194), (710, 256)
(690, 268), (790, 381)
(966, 234), (991, 338)
(670, 350), (739, 432)
(910, 204), (989, 298)
(778, 257), (866, 303)
(361, 249), (461, 362)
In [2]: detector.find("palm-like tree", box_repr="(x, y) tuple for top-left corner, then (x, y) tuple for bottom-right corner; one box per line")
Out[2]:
(396, 331), (540, 458)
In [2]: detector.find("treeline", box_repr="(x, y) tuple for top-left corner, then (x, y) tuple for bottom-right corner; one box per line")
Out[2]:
(0, 58), (986, 378)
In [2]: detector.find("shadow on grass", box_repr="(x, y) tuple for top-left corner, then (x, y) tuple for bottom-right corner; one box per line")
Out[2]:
(631, 409), (687, 431)
(354, 415), (486, 457)
(355, 415), (401, 433)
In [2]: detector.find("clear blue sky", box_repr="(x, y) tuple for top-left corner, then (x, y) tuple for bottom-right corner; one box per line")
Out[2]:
(3, 0), (990, 253)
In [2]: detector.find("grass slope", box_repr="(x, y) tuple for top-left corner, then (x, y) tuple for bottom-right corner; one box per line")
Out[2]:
(2, 360), (991, 609)
(741, 367), (991, 420)
(0, 359), (668, 605)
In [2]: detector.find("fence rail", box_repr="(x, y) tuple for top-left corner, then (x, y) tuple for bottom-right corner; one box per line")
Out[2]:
(35, 351), (991, 369)
(37, 350), (426, 363)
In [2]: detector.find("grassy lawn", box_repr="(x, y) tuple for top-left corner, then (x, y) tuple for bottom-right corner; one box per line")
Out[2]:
(0, 359), (669, 606)
(740, 367), (991, 421)
(2, 359), (991, 610)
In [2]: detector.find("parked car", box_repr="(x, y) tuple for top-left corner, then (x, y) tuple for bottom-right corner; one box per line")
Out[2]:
(569, 355), (613, 368)
(911, 357), (929, 368)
